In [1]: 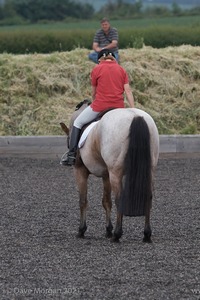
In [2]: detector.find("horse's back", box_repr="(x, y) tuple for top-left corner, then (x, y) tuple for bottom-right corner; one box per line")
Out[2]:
(100, 108), (158, 135)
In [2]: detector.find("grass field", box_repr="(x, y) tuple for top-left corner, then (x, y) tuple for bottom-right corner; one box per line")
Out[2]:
(1, 15), (200, 54)
(0, 15), (199, 32)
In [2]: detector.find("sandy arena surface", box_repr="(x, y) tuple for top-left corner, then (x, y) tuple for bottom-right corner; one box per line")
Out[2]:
(0, 156), (199, 300)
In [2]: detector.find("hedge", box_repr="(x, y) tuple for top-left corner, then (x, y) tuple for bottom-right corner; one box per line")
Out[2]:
(0, 26), (200, 54)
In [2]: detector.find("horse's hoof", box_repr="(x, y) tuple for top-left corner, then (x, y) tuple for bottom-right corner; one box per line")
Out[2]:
(76, 232), (85, 239)
(111, 238), (120, 243)
(143, 236), (152, 243)
(105, 231), (113, 238)
(111, 235), (121, 243)
(112, 229), (123, 242)
(143, 227), (152, 243)
(77, 225), (87, 239)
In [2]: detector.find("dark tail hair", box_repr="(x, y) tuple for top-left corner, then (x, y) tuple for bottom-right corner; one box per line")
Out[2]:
(120, 116), (152, 216)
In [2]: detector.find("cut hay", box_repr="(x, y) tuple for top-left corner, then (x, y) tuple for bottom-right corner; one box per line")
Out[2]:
(0, 45), (199, 135)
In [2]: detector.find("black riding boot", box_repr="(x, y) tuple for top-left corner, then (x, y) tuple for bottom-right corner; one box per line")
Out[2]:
(60, 126), (81, 166)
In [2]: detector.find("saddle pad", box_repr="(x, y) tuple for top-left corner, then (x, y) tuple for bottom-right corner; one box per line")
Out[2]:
(78, 121), (99, 148)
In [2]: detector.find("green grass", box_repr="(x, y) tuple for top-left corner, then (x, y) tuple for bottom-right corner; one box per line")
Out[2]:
(1, 15), (200, 54)
(0, 15), (199, 32)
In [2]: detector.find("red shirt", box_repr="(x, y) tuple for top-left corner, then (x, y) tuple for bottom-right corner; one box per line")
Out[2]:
(90, 60), (129, 112)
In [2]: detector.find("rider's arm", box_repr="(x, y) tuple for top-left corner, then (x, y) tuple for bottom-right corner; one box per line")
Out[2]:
(92, 85), (96, 100)
(124, 83), (135, 108)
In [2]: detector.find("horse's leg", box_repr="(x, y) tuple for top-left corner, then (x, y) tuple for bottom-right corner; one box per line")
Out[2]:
(113, 210), (123, 242)
(143, 194), (152, 243)
(102, 175), (113, 238)
(74, 165), (89, 238)
(144, 169), (156, 242)
(109, 172), (123, 242)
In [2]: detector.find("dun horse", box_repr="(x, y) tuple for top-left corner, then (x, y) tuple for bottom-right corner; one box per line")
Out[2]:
(60, 99), (159, 242)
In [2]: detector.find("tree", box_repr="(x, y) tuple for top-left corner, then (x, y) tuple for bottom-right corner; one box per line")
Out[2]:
(0, 0), (16, 20)
(97, 0), (143, 19)
(172, 1), (182, 16)
(3, 0), (94, 22)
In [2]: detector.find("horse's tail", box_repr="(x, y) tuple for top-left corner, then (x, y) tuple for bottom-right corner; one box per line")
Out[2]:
(120, 116), (152, 216)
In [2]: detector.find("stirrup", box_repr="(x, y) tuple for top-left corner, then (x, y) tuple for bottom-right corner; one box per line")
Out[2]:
(60, 151), (76, 166)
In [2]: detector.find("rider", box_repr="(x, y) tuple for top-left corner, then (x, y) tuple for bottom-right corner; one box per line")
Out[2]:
(60, 48), (135, 166)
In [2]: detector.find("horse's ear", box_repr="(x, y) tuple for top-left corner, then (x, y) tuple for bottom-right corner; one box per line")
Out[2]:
(60, 122), (69, 135)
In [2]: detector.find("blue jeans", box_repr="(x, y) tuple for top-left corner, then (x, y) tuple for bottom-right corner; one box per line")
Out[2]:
(88, 51), (119, 64)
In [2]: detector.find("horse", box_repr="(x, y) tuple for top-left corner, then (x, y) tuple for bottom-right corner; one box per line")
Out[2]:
(60, 99), (159, 243)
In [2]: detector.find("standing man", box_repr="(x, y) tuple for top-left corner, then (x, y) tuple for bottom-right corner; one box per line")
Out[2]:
(88, 17), (119, 64)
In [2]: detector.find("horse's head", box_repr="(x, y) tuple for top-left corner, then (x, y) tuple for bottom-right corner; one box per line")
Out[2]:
(60, 98), (91, 146)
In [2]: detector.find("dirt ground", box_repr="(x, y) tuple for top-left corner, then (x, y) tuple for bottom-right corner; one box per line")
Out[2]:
(0, 156), (199, 300)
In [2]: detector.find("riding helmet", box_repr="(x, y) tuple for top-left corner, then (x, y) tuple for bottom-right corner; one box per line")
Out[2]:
(98, 49), (116, 60)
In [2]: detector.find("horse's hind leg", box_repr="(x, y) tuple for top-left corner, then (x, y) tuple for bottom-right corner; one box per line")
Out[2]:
(143, 194), (152, 243)
(102, 175), (113, 238)
(113, 211), (123, 242)
(109, 172), (123, 242)
(74, 166), (89, 238)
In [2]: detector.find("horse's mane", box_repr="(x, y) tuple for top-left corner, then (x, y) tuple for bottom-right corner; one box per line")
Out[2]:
(75, 99), (91, 111)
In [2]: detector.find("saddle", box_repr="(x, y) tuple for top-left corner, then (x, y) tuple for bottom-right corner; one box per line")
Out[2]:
(81, 107), (116, 133)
